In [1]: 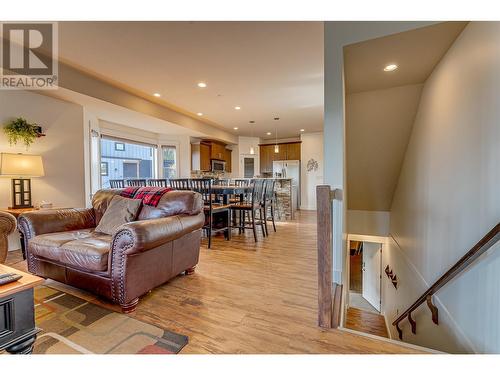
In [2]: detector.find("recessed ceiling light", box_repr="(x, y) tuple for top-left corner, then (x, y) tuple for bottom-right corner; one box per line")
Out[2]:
(197, 82), (207, 88)
(233, 127), (239, 130)
(234, 106), (241, 110)
(153, 93), (161, 97)
(266, 132), (272, 136)
(300, 129), (305, 132)
(384, 64), (398, 72)
(197, 112), (203, 116)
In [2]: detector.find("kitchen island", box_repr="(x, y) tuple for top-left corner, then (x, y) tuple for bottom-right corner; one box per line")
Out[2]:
(273, 178), (295, 221)
(235, 178), (295, 221)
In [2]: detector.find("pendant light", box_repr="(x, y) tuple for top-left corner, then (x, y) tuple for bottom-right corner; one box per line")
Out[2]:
(274, 117), (280, 153)
(249, 120), (255, 155)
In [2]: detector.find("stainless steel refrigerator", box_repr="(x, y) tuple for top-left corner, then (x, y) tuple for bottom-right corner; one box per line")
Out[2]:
(272, 160), (300, 211)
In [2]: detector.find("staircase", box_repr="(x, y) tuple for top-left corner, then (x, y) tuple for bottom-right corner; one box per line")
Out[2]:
(392, 223), (500, 340)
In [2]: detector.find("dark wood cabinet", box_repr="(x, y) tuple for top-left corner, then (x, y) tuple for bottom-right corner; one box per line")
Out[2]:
(224, 149), (232, 173)
(192, 140), (232, 172)
(259, 142), (301, 174)
(259, 144), (275, 173)
(200, 143), (211, 171)
(210, 142), (226, 160)
(0, 265), (43, 354)
(285, 143), (301, 160)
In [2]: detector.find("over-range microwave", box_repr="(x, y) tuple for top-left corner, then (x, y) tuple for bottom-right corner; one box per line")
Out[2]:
(211, 159), (226, 172)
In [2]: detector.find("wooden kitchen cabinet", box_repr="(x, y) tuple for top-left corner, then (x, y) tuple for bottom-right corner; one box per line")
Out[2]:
(259, 144), (275, 173)
(259, 142), (301, 174)
(224, 149), (232, 172)
(192, 140), (233, 172)
(211, 142), (226, 160)
(285, 143), (301, 160)
(200, 142), (211, 171)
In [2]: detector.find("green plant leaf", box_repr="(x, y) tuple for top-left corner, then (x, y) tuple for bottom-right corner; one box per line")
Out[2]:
(3, 117), (40, 149)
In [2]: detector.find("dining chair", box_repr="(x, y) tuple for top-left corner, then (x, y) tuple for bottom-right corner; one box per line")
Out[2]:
(169, 178), (191, 190)
(230, 178), (266, 242)
(109, 179), (125, 188)
(190, 178), (231, 249)
(262, 179), (277, 235)
(126, 179), (147, 187)
(228, 179), (250, 226)
(231, 179), (250, 202)
(147, 179), (169, 187)
(214, 178), (230, 186)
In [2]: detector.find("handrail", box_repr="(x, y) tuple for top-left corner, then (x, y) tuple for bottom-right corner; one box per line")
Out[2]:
(316, 185), (343, 328)
(392, 223), (500, 339)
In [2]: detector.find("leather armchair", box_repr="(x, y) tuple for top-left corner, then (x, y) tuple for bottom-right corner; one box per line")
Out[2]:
(0, 211), (17, 264)
(18, 189), (204, 312)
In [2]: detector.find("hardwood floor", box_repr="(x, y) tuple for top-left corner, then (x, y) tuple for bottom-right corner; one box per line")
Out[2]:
(5, 211), (421, 353)
(346, 307), (389, 338)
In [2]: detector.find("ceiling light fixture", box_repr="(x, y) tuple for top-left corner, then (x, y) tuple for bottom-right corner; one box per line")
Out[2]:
(197, 112), (203, 116)
(234, 106), (241, 110)
(197, 82), (207, 88)
(300, 129), (305, 132)
(274, 117), (280, 154)
(153, 93), (161, 97)
(249, 121), (256, 155)
(234, 127), (239, 130)
(384, 64), (398, 72)
(266, 132), (272, 136)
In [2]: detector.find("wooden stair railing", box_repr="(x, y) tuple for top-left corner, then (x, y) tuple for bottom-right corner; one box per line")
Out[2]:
(316, 185), (343, 329)
(392, 223), (500, 340)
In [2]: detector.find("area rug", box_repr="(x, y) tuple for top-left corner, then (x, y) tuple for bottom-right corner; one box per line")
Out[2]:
(33, 286), (188, 354)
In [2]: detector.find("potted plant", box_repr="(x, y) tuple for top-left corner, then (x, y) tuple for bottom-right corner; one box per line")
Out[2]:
(3, 117), (44, 149)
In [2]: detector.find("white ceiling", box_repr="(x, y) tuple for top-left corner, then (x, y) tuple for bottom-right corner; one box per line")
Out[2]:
(57, 22), (324, 139)
(345, 22), (468, 211)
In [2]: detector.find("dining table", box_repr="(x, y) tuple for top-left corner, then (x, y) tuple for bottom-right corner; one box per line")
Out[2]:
(210, 184), (253, 205)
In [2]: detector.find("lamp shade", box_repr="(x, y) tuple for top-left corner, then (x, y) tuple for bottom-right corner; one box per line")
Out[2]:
(0, 153), (44, 177)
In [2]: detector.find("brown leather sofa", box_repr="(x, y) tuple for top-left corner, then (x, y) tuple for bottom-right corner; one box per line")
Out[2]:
(18, 189), (204, 312)
(0, 211), (17, 264)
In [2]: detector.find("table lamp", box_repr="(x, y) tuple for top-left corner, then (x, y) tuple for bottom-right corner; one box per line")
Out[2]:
(0, 153), (44, 209)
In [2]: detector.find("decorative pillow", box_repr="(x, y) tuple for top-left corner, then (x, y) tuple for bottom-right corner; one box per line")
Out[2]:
(95, 195), (142, 235)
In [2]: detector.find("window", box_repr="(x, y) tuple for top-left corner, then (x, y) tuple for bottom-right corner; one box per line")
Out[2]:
(100, 162), (108, 176)
(162, 145), (177, 179)
(100, 137), (156, 188)
(115, 142), (125, 151)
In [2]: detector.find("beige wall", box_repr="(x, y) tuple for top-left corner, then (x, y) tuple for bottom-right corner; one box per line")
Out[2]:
(386, 22), (500, 353)
(300, 132), (324, 210)
(1, 90), (86, 250)
(347, 210), (390, 236)
(232, 136), (260, 178)
(346, 84), (423, 211)
(324, 21), (436, 284)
